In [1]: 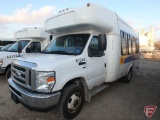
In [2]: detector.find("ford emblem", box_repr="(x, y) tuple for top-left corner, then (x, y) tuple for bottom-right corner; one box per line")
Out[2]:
(15, 71), (21, 77)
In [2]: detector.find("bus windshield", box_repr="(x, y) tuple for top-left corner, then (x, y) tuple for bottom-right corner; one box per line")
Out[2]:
(7, 40), (30, 52)
(42, 34), (90, 55)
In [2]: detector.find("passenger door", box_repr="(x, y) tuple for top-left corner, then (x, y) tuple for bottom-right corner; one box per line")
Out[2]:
(86, 35), (107, 89)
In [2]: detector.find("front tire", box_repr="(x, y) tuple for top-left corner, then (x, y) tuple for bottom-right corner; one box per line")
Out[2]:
(58, 84), (84, 119)
(5, 68), (11, 80)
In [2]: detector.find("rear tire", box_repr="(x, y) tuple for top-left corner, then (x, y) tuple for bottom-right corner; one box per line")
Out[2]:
(58, 84), (84, 119)
(123, 68), (132, 83)
(5, 68), (11, 80)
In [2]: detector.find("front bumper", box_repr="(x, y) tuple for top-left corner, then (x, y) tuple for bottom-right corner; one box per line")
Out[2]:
(0, 67), (6, 74)
(8, 78), (61, 110)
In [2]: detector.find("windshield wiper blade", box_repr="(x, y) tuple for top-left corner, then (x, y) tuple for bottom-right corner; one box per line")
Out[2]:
(50, 51), (69, 55)
(40, 50), (48, 53)
(42, 50), (48, 52)
(51, 51), (78, 55)
(41, 50), (77, 55)
(67, 52), (78, 55)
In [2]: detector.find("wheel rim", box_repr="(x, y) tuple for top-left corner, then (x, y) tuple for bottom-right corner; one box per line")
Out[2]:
(67, 92), (81, 113)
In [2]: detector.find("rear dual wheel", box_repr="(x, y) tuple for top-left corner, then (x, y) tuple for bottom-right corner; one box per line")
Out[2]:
(123, 68), (132, 83)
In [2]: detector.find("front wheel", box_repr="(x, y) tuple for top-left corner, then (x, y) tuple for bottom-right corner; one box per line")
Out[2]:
(5, 68), (11, 80)
(58, 84), (84, 119)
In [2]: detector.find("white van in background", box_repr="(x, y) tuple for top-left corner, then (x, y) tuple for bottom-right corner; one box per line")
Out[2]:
(0, 38), (17, 47)
(0, 27), (52, 79)
(8, 3), (139, 119)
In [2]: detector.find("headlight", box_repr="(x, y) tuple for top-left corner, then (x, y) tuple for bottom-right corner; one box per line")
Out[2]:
(35, 71), (56, 93)
(0, 59), (3, 67)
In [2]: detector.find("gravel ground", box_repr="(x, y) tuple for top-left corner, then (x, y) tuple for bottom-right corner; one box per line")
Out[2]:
(0, 59), (160, 120)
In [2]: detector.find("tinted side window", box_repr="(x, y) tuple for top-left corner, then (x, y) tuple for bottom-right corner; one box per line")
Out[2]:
(128, 39), (132, 54)
(89, 36), (104, 57)
(121, 30), (139, 55)
(26, 42), (41, 53)
(121, 38), (127, 55)
(121, 31), (127, 55)
(136, 39), (139, 53)
(132, 39), (136, 54)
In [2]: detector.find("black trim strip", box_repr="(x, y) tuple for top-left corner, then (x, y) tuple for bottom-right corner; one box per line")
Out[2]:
(10, 85), (21, 97)
(79, 62), (86, 65)
(29, 70), (31, 86)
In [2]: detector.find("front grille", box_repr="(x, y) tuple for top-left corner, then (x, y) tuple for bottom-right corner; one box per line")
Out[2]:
(13, 65), (26, 72)
(13, 75), (25, 84)
(11, 60), (34, 90)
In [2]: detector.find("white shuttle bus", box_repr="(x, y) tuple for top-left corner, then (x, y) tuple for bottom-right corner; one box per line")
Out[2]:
(0, 27), (52, 79)
(8, 3), (139, 119)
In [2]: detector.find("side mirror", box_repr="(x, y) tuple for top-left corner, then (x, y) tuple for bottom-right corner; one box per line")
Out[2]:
(98, 34), (107, 51)
(18, 41), (22, 54)
(50, 35), (53, 41)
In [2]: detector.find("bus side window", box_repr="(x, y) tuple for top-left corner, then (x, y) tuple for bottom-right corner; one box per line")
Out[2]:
(128, 39), (132, 54)
(136, 39), (139, 53)
(132, 40), (136, 54)
(121, 31), (139, 55)
(121, 31), (127, 55)
(121, 38), (127, 55)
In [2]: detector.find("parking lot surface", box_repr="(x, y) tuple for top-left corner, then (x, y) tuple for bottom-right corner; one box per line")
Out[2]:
(0, 59), (160, 120)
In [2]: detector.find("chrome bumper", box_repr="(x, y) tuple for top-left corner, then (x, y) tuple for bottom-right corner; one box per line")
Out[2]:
(8, 78), (61, 109)
(0, 67), (5, 74)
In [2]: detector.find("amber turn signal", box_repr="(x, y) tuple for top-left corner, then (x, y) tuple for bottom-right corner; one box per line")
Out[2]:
(47, 77), (55, 83)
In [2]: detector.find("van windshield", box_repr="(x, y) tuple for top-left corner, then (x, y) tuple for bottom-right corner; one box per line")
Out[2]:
(42, 34), (90, 55)
(0, 44), (12, 51)
(7, 40), (30, 52)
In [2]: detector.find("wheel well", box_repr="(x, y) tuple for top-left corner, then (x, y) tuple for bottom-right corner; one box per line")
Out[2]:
(128, 65), (133, 73)
(62, 77), (90, 102)
(63, 78), (82, 88)
(5, 64), (11, 74)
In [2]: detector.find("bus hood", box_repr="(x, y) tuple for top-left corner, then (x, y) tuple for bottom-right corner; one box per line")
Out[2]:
(16, 54), (80, 71)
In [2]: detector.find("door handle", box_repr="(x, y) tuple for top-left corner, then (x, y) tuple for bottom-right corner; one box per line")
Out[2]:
(79, 62), (86, 65)
(104, 63), (106, 67)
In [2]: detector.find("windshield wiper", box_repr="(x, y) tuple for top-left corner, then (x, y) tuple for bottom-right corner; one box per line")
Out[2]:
(41, 50), (49, 53)
(41, 50), (78, 55)
(50, 51), (70, 55)
(52, 51), (78, 55)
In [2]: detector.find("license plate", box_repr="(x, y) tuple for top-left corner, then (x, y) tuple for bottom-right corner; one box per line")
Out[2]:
(11, 93), (19, 104)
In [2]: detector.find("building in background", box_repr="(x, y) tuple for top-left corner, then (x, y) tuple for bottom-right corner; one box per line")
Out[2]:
(139, 27), (155, 52)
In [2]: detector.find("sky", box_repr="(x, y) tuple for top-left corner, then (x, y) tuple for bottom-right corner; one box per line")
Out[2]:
(0, 0), (160, 40)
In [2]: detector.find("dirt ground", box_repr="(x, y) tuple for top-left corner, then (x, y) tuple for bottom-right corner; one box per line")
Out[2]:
(0, 59), (160, 120)
(142, 51), (160, 61)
